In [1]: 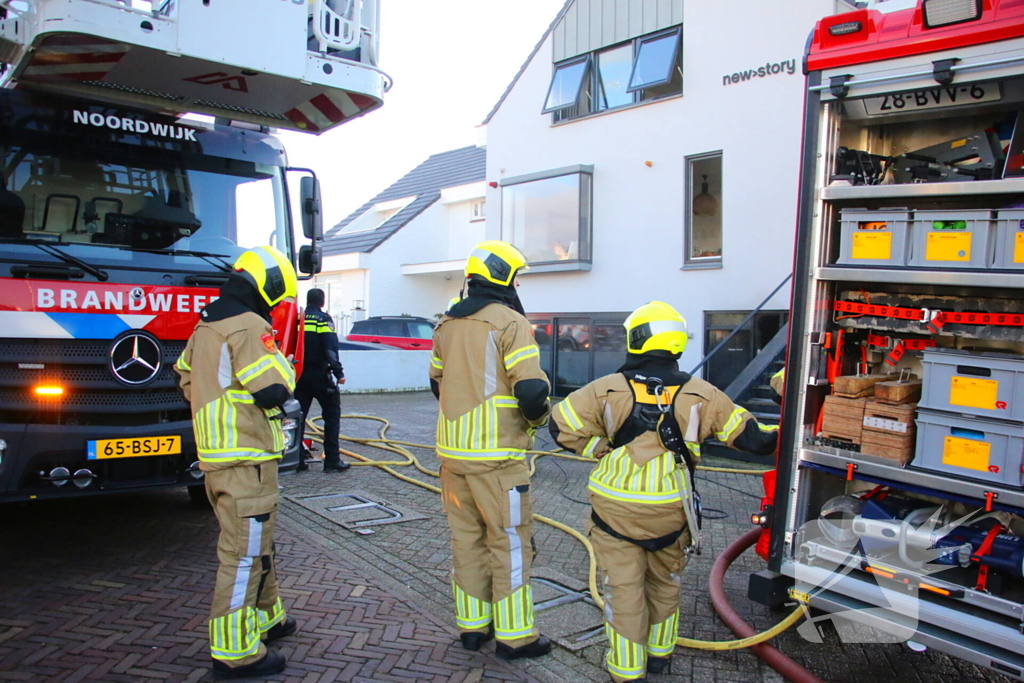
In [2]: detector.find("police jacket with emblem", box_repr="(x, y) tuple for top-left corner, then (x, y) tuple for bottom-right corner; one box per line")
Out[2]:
(174, 277), (296, 471)
(550, 356), (777, 542)
(301, 306), (344, 384)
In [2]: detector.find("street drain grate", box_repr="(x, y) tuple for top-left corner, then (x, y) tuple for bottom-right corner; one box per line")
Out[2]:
(530, 576), (605, 651)
(288, 490), (428, 534)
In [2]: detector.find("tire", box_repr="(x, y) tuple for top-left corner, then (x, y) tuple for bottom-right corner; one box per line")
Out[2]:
(187, 484), (210, 508)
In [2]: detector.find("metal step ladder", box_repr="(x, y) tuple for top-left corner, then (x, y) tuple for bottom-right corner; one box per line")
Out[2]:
(0, 0), (390, 133)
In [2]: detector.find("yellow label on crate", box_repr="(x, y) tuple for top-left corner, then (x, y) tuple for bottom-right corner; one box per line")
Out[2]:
(926, 232), (972, 262)
(949, 376), (999, 410)
(942, 436), (991, 472)
(851, 232), (892, 260)
(1015, 232), (1024, 263)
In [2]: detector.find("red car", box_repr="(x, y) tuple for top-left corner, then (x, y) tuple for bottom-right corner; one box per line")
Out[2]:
(346, 315), (435, 350)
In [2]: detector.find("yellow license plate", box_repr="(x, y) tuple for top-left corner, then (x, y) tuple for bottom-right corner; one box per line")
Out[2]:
(87, 436), (181, 460)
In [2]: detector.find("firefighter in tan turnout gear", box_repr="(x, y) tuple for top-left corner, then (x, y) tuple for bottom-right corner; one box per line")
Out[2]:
(430, 241), (553, 660)
(550, 302), (778, 682)
(175, 246), (299, 680)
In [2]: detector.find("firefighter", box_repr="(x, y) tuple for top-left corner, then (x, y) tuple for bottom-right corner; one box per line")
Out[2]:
(175, 246), (299, 679)
(294, 287), (349, 473)
(430, 241), (553, 660)
(549, 302), (778, 682)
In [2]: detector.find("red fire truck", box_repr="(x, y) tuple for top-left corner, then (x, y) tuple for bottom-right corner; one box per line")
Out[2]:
(0, 0), (388, 503)
(752, 0), (1024, 677)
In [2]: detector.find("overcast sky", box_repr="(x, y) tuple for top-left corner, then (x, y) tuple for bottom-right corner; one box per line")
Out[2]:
(279, 0), (565, 229)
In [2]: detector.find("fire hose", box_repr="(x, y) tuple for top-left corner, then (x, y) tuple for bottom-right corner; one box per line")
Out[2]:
(301, 414), (823, 683)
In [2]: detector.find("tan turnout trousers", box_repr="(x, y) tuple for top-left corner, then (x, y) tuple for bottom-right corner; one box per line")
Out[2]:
(589, 514), (691, 682)
(206, 462), (285, 667)
(440, 459), (538, 648)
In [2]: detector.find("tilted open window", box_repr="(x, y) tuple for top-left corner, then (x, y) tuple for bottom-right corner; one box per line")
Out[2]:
(627, 28), (682, 93)
(542, 56), (591, 114)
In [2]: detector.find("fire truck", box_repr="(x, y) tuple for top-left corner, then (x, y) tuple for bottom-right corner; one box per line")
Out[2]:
(750, 0), (1024, 677)
(0, 0), (388, 503)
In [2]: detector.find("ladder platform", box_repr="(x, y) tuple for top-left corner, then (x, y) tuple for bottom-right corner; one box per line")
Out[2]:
(0, 0), (388, 134)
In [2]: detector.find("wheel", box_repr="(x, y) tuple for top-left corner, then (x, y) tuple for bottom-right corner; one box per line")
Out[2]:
(187, 484), (210, 508)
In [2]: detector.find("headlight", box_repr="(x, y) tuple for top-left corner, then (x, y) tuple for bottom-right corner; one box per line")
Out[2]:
(281, 417), (299, 450)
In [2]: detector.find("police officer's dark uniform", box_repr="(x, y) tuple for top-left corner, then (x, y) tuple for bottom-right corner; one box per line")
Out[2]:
(295, 292), (349, 472)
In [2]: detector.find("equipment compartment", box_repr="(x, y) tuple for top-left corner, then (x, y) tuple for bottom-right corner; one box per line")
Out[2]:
(908, 209), (994, 269)
(914, 409), (1024, 488)
(920, 348), (1024, 422)
(837, 208), (912, 266)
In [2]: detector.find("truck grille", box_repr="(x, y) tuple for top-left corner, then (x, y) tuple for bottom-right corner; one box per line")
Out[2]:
(0, 339), (188, 421)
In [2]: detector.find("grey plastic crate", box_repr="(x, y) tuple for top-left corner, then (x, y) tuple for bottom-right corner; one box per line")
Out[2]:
(836, 208), (911, 266)
(913, 409), (1024, 487)
(920, 348), (1024, 422)
(909, 209), (993, 269)
(993, 208), (1024, 270)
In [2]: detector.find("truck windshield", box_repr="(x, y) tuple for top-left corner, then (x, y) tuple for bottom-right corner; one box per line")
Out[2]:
(0, 143), (289, 266)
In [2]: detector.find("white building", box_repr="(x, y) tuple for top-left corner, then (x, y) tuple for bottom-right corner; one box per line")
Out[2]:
(320, 0), (857, 396)
(477, 0), (850, 395)
(312, 145), (486, 334)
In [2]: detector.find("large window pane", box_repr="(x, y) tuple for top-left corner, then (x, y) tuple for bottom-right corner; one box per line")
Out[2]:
(596, 45), (633, 111)
(554, 320), (590, 396)
(593, 322), (627, 377)
(501, 172), (592, 265)
(628, 30), (681, 92)
(543, 57), (590, 113)
(686, 154), (722, 263)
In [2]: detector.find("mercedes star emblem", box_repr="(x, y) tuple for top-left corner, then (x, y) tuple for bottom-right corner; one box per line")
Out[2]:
(109, 332), (163, 386)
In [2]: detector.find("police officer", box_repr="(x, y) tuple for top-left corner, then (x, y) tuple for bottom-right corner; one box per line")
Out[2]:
(295, 288), (349, 472)
(175, 246), (299, 679)
(430, 241), (553, 660)
(550, 302), (778, 682)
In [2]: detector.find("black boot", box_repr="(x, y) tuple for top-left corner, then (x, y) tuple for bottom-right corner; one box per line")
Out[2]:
(647, 655), (671, 674)
(212, 651), (286, 680)
(460, 624), (494, 651)
(323, 461), (350, 472)
(495, 635), (552, 660)
(263, 617), (297, 643)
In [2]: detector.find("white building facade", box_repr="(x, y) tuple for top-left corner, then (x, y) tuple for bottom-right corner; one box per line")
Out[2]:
(481, 0), (846, 395)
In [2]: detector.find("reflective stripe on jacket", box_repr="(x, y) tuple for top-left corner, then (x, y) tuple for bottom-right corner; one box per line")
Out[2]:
(430, 302), (549, 467)
(175, 310), (296, 469)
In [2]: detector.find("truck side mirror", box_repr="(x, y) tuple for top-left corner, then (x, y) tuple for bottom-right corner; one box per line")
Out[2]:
(300, 175), (322, 240)
(298, 244), (322, 275)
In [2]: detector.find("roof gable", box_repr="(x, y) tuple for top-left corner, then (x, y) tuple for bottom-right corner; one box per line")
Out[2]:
(323, 145), (486, 255)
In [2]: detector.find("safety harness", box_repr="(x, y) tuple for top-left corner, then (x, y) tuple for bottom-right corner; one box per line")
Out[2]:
(590, 372), (703, 554)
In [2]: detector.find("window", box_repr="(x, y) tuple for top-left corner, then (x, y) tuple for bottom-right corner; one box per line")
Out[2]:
(543, 26), (682, 123)
(501, 169), (592, 267)
(542, 57), (590, 114)
(407, 321), (435, 339)
(628, 29), (682, 93)
(685, 153), (723, 267)
(470, 199), (485, 221)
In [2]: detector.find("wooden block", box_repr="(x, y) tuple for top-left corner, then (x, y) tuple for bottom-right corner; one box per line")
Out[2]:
(823, 395), (868, 418)
(861, 430), (915, 465)
(875, 379), (922, 405)
(822, 395), (868, 442)
(834, 374), (891, 397)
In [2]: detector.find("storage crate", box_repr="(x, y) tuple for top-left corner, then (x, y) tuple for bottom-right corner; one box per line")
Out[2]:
(836, 208), (911, 267)
(909, 209), (993, 269)
(993, 208), (1024, 270)
(920, 348), (1024, 422)
(913, 409), (1024, 487)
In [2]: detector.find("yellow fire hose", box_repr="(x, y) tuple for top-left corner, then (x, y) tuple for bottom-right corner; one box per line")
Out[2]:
(301, 414), (807, 652)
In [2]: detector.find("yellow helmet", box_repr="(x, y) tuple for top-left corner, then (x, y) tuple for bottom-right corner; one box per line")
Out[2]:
(232, 245), (298, 308)
(465, 240), (528, 286)
(624, 301), (689, 355)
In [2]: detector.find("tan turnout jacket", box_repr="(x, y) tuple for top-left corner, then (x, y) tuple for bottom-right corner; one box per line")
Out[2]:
(429, 302), (549, 473)
(175, 311), (296, 470)
(553, 373), (775, 541)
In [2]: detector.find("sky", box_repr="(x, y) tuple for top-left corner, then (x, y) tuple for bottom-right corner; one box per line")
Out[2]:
(278, 0), (566, 229)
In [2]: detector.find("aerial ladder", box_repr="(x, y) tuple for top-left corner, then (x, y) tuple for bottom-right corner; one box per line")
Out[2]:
(0, 0), (390, 133)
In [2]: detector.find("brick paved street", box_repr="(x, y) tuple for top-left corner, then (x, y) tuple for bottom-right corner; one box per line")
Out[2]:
(0, 390), (1016, 683)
